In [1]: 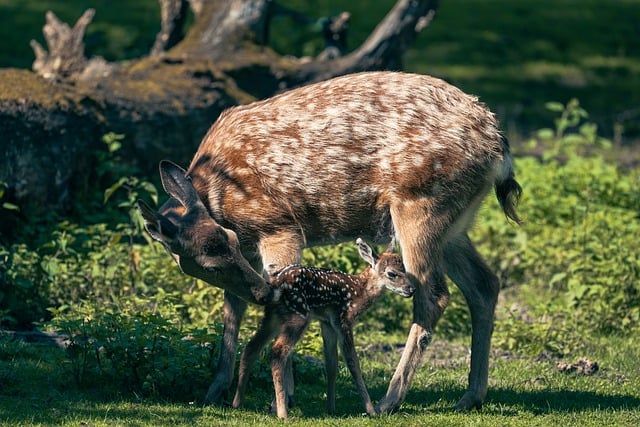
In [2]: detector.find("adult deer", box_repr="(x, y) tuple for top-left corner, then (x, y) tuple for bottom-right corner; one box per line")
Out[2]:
(139, 71), (522, 413)
(232, 238), (414, 418)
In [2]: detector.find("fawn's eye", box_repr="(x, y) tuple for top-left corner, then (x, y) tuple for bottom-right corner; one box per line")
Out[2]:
(204, 266), (219, 274)
(386, 270), (398, 279)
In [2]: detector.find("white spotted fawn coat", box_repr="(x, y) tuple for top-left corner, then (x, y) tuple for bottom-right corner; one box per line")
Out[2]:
(232, 238), (414, 418)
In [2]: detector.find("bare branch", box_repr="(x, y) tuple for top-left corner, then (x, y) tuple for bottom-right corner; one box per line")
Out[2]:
(354, 0), (438, 66)
(317, 11), (351, 60)
(175, 0), (273, 57)
(281, 0), (439, 88)
(151, 0), (189, 55)
(30, 9), (95, 80)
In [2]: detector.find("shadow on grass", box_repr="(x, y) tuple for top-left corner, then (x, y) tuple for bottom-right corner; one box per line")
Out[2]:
(399, 385), (640, 416)
(2, 382), (639, 424)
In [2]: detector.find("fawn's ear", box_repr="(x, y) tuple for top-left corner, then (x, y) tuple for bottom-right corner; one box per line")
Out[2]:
(386, 234), (397, 253)
(137, 199), (178, 244)
(159, 160), (202, 210)
(356, 238), (378, 268)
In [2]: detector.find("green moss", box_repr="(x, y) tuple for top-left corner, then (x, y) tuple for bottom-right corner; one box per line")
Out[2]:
(0, 69), (63, 104)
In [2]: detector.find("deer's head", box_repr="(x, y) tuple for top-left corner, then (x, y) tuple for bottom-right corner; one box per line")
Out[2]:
(356, 238), (415, 298)
(137, 160), (277, 305)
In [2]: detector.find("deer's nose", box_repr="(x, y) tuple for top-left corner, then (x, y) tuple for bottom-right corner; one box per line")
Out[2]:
(255, 285), (281, 305)
(405, 284), (416, 297)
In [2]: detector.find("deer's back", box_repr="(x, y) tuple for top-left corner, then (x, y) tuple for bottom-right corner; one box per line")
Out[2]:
(187, 72), (505, 244)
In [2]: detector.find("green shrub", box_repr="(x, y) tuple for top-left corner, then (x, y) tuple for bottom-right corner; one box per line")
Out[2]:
(47, 302), (220, 401)
(485, 100), (640, 356)
(0, 133), (215, 329)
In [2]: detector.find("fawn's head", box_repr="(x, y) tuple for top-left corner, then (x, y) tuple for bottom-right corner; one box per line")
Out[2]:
(137, 160), (276, 305)
(356, 238), (414, 298)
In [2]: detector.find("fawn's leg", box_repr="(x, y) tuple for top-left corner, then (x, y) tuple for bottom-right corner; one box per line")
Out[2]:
(283, 356), (296, 408)
(233, 308), (279, 408)
(339, 323), (376, 416)
(376, 200), (451, 414)
(258, 231), (304, 412)
(444, 234), (500, 411)
(320, 321), (339, 414)
(268, 358), (296, 413)
(271, 315), (309, 419)
(203, 292), (247, 405)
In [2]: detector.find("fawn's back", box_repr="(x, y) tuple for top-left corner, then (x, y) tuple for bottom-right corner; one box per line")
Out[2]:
(274, 265), (365, 318)
(271, 245), (412, 321)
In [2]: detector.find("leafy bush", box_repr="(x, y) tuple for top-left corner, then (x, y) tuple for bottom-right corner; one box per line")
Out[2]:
(485, 100), (640, 356)
(48, 302), (220, 401)
(0, 134), (218, 329)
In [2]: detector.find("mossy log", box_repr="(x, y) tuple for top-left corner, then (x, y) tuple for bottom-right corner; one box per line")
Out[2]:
(0, 0), (438, 220)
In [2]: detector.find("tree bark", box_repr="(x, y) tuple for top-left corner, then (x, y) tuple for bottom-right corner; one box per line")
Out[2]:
(0, 0), (438, 222)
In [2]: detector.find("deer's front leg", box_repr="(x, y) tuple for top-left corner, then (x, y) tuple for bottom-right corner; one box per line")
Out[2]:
(268, 348), (296, 414)
(204, 292), (247, 405)
(375, 203), (451, 414)
(375, 267), (449, 414)
(233, 308), (279, 408)
(339, 324), (376, 416)
(258, 231), (304, 412)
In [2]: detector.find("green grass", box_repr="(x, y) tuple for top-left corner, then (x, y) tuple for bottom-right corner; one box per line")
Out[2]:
(1, 332), (639, 426)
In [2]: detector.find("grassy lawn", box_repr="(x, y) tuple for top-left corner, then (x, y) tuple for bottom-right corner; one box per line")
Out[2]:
(1, 332), (639, 426)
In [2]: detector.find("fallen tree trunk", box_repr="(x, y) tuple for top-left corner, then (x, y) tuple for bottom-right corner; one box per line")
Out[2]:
(0, 0), (438, 223)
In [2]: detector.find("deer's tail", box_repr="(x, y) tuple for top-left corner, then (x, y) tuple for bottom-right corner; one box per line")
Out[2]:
(495, 136), (523, 225)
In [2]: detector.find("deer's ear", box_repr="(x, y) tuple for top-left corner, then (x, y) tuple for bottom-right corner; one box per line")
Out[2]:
(159, 160), (201, 208)
(356, 238), (378, 268)
(137, 199), (178, 244)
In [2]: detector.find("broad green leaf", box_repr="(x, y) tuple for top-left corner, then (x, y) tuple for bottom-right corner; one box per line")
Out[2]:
(545, 101), (565, 112)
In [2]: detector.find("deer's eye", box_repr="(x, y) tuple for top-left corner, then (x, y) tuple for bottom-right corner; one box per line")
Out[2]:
(386, 270), (398, 279)
(204, 265), (220, 274)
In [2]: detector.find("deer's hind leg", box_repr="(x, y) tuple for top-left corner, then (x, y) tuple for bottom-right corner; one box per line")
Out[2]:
(375, 199), (452, 414)
(320, 321), (339, 414)
(444, 233), (500, 411)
